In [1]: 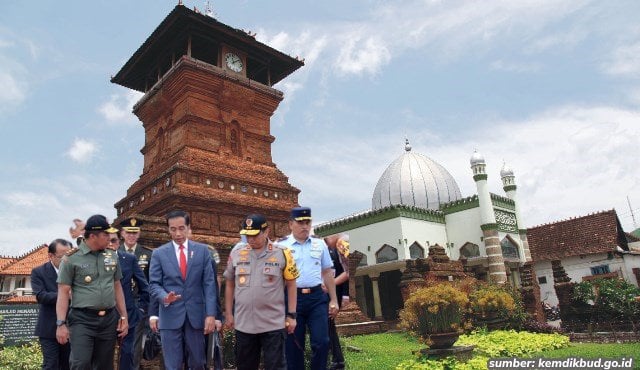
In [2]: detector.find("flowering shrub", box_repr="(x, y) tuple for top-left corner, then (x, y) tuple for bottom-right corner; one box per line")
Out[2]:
(469, 283), (516, 318)
(398, 283), (469, 340)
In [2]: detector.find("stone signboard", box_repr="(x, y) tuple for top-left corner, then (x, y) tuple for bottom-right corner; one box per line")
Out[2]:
(0, 304), (38, 347)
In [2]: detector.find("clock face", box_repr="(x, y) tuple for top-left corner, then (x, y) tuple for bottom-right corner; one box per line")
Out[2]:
(225, 53), (243, 73)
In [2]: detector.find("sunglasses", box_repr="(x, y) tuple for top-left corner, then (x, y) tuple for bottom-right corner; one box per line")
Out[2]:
(109, 238), (120, 244)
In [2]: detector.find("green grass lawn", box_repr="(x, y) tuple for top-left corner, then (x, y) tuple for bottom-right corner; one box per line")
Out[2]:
(341, 332), (640, 370)
(342, 332), (424, 369)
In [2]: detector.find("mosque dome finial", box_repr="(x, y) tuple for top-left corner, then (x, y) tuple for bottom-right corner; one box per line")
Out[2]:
(405, 138), (412, 152)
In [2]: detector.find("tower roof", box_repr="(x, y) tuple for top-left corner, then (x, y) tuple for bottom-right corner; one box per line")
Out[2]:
(371, 140), (462, 211)
(470, 150), (485, 166)
(112, 4), (304, 92)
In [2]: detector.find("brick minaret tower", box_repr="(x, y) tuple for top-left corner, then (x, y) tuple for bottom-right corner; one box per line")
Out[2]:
(111, 5), (303, 252)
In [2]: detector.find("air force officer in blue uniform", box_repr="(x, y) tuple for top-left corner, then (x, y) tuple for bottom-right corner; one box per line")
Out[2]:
(280, 207), (339, 370)
(149, 210), (218, 370)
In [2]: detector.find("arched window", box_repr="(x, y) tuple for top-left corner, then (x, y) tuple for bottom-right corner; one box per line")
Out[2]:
(230, 128), (239, 156)
(409, 242), (425, 259)
(376, 244), (398, 263)
(460, 242), (480, 258)
(358, 253), (368, 267)
(500, 236), (520, 259)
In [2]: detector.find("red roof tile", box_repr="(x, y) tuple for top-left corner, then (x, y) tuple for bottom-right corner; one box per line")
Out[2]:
(4, 295), (37, 303)
(527, 210), (626, 261)
(0, 245), (49, 276)
(0, 257), (17, 270)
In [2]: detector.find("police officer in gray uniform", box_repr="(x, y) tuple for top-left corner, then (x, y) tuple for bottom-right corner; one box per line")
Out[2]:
(56, 214), (129, 370)
(224, 214), (299, 370)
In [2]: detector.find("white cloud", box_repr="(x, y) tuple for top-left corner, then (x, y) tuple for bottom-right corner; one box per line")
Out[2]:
(0, 174), (130, 255)
(0, 70), (26, 109)
(335, 34), (391, 76)
(67, 138), (98, 163)
(4, 192), (62, 209)
(97, 90), (143, 124)
(602, 41), (640, 77)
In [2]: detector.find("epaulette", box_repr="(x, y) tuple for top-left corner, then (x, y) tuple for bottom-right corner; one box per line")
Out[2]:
(66, 248), (79, 257)
(271, 242), (287, 250)
(276, 236), (289, 242)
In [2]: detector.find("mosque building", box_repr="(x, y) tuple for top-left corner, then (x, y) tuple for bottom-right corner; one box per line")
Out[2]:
(314, 140), (533, 320)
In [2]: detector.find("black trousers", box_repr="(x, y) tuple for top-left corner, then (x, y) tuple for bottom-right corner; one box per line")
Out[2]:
(328, 295), (345, 368)
(235, 329), (286, 370)
(39, 336), (71, 370)
(67, 308), (118, 370)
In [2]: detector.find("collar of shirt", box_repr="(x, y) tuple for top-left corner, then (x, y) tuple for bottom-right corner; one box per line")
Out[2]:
(290, 235), (312, 246)
(50, 260), (60, 275)
(124, 243), (137, 252)
(173, 239), (189, 253)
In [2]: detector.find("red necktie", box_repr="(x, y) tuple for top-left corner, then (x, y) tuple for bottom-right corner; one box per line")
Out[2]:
(179, 244), (187, 280)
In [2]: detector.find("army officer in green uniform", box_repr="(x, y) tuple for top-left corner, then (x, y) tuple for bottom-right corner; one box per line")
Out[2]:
(56, 214), (129, 370)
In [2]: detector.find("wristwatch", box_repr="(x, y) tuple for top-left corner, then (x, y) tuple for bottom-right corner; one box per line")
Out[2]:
(286, 312), (297, 319)
(56, 319), (66, 327)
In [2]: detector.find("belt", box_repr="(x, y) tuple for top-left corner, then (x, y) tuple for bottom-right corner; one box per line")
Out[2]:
(73, 307), (115, 316)
(297, 284), (322, 294)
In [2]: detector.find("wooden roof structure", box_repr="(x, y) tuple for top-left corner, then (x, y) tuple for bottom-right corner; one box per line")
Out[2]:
(112, 4), (303, 92)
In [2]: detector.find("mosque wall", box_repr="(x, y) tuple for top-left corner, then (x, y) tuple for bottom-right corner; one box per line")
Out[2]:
(398, 218), (448, 259)
(444, 207), (484, 260)
(346, 217), (403, 266)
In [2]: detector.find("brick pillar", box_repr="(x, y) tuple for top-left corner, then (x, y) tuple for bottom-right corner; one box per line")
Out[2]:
(551, 260), (574, 325)
(483, 226), (507, 284)
(335, 250), (377, 325)
(399, 259), (427, 301)
(519, 261), (544, 321)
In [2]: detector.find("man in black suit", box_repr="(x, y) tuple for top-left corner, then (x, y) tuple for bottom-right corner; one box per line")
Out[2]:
(118, 217), (153, 369)
(31, 238), (73, 370)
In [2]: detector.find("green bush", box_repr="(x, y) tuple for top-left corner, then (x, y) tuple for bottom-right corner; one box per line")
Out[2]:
(456, 329), (569, 357)
(0, 341), (42, 370)
(397, 329), (571, 369)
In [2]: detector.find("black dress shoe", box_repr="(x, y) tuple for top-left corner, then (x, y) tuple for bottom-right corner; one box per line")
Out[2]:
(329, 362), (345, 370)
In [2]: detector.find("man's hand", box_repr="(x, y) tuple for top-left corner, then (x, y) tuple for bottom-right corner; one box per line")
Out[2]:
(56, 325), (69, 345)
(164, 291), (182, 305)
(328, 301), (339, 319)
(149, 317), (159, 333)
(224, 313), (235, 331)
(117, 317), (129, 339)
(285, 317), (297, 334)
(214, 319), (222, 332)
(204, 316), (215, 335)
(69, 219), (85, 239)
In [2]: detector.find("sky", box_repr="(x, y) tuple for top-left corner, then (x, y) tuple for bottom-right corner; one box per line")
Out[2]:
(1, 1), (639, 256)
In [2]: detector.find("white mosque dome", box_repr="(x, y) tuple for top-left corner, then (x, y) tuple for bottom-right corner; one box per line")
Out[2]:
(372, 140), (463, 211)
(470, 150), (485, 166)
(500, 162), (514, 178)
